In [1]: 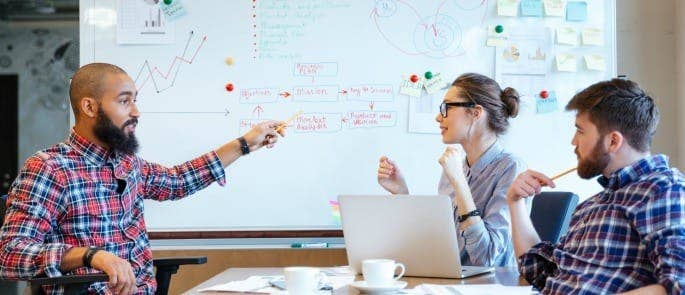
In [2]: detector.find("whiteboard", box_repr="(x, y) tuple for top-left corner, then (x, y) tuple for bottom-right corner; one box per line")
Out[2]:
(80, 0), (615, 232)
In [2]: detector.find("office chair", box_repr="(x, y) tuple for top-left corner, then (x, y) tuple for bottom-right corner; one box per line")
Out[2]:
(0, 194), (206, 295)
(530, 191), (579, 244)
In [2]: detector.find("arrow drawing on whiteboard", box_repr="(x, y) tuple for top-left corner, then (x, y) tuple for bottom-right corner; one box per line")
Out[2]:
(253, 105), (264, 118)
(279, 91), (291, 98)
(134, 31), (208, 93)
(369, 102), (375, 111)
(339, 89), (348, 95)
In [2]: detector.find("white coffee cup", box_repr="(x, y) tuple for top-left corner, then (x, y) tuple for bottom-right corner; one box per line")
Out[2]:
(283, 267), (326, 295)
(361, 259), (406, 287)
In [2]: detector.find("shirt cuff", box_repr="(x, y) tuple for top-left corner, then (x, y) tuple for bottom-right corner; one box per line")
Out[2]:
(461, 219), (487, 244)
(40, 243), (73, 277)
(206, 151), (226, 186)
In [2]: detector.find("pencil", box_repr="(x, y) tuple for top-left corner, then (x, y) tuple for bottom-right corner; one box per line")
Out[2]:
(275, 110), (303, 132)
(551, 167), (577, 181)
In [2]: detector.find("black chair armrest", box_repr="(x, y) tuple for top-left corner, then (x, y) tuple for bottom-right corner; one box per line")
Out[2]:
(153, 256), (207, 267)
(28, 273), (109, 286)
(153, 256), (207, 295)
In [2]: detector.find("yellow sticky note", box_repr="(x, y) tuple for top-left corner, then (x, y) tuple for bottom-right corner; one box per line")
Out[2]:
(399, 79), (423, 98)
(581, 28), (604, 46)
(556, 27), (578, 46)
(544, 0), (564, 16)
(498, 0), (519, 16)
(487, 38), (507, 47)
(556, 54), (577, 72)
(584, 54), (606, 71)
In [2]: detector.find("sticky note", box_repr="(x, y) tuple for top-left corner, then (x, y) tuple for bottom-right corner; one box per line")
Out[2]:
(556, 53), (577, 72)
(581, 28), (604, 46)
(521, 0), (543, 17)
(486, 26), (508, 47)
(584, 54), (606, 71)
(566, 1), (587, 22)
(498, 0), (519, 16)
(556, 27), (578, 46)
(160, 0), (187, 21)
(424, 73), (447, 94)
(536, 91), (559, 114)
(544, 0), (564, 16)
(399, 79), (423, 98)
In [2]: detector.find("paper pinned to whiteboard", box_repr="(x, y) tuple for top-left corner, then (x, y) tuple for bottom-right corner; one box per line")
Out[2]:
(117, 0), (175, 45)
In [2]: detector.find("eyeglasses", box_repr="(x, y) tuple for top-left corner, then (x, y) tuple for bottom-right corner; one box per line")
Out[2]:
(439, 101), (476, 118)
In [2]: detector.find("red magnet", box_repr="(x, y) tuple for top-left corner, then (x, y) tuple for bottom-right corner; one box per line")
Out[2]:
(540, 90), (549, 99)
(410, 74), (419, 83)
(225, 83), (234, 92)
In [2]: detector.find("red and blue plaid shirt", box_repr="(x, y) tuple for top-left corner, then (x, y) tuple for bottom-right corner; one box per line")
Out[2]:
(519, 154), (685, 294)
(0, 130), (226, 294)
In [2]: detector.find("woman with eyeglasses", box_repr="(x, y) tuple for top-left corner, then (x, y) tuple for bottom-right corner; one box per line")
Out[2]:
(377, 73), (525, 267)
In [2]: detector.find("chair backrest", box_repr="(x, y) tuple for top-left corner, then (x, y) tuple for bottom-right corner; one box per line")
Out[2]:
(530, 191), (579, 244)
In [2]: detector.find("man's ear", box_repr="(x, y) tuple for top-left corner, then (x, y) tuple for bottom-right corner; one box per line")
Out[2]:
(80, 97), (99, 118)
(606, 131), (624, 154)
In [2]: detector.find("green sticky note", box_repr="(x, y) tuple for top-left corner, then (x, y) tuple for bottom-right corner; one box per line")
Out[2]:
(566, 1), (587, 22)
(521, 0), (543, 17)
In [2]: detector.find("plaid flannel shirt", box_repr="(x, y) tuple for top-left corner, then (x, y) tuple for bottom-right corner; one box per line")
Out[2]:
(519, 154), (685, 294)
(0, 130), (226, 294)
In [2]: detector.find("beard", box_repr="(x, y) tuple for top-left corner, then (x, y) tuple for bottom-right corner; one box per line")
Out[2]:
(93, 108), (139, 155)
(576, 138), (610, 179)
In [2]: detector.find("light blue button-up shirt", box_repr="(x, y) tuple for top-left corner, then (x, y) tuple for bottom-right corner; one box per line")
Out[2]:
(438, 141), (526, 267)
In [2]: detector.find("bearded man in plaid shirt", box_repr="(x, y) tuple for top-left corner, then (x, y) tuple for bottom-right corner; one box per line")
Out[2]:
(506, 78), (685, 294)
(0, 63), (287, 294)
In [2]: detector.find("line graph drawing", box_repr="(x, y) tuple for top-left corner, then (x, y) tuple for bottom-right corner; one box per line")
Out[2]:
(134, 30), (207, 93)
(371, 0), (488, 58)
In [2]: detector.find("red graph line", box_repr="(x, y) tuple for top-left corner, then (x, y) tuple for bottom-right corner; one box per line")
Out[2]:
(135, 32), (207, 93)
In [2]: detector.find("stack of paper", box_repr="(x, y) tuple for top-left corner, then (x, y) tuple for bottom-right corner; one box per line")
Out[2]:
(408, 283), (534, 295)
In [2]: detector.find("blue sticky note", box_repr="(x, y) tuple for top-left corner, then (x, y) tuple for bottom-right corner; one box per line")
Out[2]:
(521, 0), (543, 17)
(566, 1), (587, 22)
(536, 91), (559, 114)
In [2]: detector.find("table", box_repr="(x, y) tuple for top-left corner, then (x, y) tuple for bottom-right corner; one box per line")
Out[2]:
(184, 267), (529, 294)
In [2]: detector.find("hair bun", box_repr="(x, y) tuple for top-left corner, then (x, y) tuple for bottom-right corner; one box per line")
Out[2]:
(501, 87), (520, 118)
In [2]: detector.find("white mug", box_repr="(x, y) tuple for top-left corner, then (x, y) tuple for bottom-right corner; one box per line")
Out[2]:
(361, 259), (406, 287)
(283, 267), (326, 295)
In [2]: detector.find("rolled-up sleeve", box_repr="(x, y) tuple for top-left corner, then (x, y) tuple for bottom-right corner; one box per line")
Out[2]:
(518, 241), (558, 290)
(0, 156), (72, 279)
(461, 159), (523, 266)
(631, 184), (685, 294)
(142, 151), (226, 201)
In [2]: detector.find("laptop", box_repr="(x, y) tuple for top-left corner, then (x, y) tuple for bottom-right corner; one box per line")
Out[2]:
(338, 195), (494, 279)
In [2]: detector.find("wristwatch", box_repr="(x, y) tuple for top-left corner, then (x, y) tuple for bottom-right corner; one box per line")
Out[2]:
(237, 136), (250, 155)
(457, 209), (481, 222)
(82, 246), (102, 268)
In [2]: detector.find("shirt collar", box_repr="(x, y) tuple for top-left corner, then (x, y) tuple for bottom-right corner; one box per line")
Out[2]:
(597, 154), (670, 191)
(67, 129), (111, 165)
(466, 140), (504, 176)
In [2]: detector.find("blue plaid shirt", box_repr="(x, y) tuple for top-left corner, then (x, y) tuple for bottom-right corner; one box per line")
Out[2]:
(519, 154), (685, 294)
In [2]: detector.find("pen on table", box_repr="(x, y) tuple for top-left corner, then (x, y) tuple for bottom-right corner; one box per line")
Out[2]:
(290, 242), (329, 248)
(551, 167), (578, 181)
(275, 110), (303, 132)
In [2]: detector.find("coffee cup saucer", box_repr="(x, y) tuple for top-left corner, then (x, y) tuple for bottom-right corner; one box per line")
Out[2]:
(350, 280), (407, 294)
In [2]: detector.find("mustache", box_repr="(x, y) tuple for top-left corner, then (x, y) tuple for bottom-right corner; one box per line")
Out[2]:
(122, 118), (138, 128)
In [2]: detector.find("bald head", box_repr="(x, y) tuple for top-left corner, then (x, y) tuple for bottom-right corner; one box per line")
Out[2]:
(69, 63), (128, 117)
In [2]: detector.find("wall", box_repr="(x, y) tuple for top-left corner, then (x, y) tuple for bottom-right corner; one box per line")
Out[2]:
(616, 0), (679, 167)
(0, 21), (77, 168)
(677, 0), (685, 170)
